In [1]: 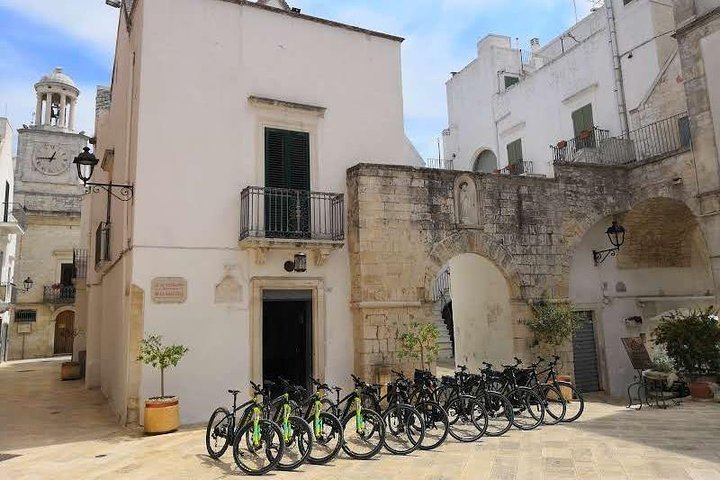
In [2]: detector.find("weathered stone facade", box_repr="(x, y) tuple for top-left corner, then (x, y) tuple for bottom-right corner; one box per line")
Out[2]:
(347, 146), (715, 379)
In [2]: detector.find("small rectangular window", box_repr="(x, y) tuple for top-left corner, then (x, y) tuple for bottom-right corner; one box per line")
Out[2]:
(504, 76), (519, 89)
(16, 310), (37, 323)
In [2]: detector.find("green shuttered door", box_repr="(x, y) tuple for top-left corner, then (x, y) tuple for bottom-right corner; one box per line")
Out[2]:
(264, 128), (310, 237)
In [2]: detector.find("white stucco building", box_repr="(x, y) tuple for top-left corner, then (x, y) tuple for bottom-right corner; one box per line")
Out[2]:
(0, 118), (22, 362)
(443, 0), (680, 175)
(81, 0), (416, 425)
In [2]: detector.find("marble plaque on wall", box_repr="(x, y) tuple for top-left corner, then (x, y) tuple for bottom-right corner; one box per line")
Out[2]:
(151, 277), (187, 304)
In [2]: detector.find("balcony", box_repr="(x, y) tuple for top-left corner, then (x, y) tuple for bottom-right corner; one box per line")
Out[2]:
(0, 204), (26, 235)
(496, 160), (534, 176)
(239, 186), (345, 265)
(73, 249), (88, 280)
(552, 113), (691, 167)
(43, 285), (76, 305)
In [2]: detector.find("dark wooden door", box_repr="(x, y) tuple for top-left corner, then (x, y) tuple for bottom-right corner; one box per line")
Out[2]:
(53, 311), (75, 355)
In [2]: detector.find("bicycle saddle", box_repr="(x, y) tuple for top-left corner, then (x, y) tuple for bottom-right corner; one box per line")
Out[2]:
(227, 389), (240, 395)
(333, 386), (342, 392)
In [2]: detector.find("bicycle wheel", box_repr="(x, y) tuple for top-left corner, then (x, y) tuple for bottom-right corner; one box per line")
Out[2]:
(307, 411), (343, 465)
(277, 416), (313, 471)
(435, 386), (453, 409)
(206, 408), (232, 459)
(382, 404), (425, 455)
(416, 400), (449, 450)
(446, 395), (488, 442)
(508, 388), (544, 431)
(557, 382), (585, 422)
(232, 419), (285, 476)
(539, 384), (567, 425)
(341, 408), (385, 459)
(480, 391), (513, 437)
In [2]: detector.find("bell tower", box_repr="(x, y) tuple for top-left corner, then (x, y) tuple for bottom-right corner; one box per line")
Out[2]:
(33, 67), (80, 132)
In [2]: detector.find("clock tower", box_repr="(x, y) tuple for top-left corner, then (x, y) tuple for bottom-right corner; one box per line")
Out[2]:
(8, 68), (88, 361)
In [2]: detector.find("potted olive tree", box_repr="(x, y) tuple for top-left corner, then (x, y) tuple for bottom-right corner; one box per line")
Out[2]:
(652, 307), (720, 400)
(137, 334), (189, 434)
(397, 321), (440, 371)
(525, 299), (586, 399)
(60, 328), (84, 381)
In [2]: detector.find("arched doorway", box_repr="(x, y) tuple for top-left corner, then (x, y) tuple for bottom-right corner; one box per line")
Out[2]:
(473, 149), (497, 173)
(53, 311), (75, 355)
(445, 253), (514, 369)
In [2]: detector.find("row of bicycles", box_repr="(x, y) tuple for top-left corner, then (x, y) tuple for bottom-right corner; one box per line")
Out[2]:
(205, 354), (584, 475)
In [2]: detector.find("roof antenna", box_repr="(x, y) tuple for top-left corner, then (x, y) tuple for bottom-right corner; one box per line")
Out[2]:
(572, 0), (579, 24)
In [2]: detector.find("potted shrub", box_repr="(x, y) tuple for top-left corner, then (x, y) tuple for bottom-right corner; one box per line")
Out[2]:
(137, 334), (189, 434)
(652, 307), (720, 400)
(525, 299), (587, 400)
(60, 328), (84, 380)
(397, 321), (440, 371)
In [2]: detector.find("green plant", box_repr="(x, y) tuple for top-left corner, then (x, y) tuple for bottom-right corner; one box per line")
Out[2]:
(652, 307), (720, 379)
(526, 300), (586, 351)
(650, 349), (674, 373)
(397, 322), (440, 370)
(137, 334), (189, 398)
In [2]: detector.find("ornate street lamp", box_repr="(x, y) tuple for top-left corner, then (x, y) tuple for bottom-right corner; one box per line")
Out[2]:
(23, 277), (33, 292)
(593, 221), (626, 266)
(73, 147), (134, 201)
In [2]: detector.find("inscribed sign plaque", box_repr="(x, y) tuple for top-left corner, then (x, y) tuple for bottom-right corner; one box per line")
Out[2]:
(151, 277), (187, 304)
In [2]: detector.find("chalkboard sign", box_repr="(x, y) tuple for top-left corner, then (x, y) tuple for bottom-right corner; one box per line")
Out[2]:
(621, 337), (653, 370)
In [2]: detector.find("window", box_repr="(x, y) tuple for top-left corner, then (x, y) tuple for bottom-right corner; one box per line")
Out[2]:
(264, 128), (311, 237)
(60, 263), (75, 286)
(504, 76), (519, 89)
(16, 310), (37, 322)
(2, 181), (8, 222)
(623, 0), (635, 5)
(678, 116), (691, 148)
(572, 103), (595, 148)
(506, 139), (523, 170)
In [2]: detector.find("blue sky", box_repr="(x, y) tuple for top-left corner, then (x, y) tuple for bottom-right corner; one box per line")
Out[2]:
(0, 0), (592, 158)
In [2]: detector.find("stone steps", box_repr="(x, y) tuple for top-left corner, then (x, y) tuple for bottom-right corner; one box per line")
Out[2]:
(432, 302), (454, 360)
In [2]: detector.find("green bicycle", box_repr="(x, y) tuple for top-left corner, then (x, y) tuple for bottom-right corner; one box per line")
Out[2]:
(267, 383), (313, 471)
(205, 382), (285, 476)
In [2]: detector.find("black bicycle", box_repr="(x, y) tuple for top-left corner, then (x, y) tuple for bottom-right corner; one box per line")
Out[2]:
(205, 382), (285, 475)
(514, 357), (567, 425)
(288, 378), (344, 465)
(266, 382), (313, 470)
(483, 360), (545, 430)
(320, 375), (386, 459)
(360, 370), (426, 455)
(536, 355), (585, 422)
(435, 366), (489, 442)
(463, 367), (514, 437)
(407, 369), (450, 450)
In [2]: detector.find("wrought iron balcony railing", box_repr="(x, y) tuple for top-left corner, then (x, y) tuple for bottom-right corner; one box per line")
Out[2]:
(95, 222), (111, 267)
(73, 249), (88, 280)
(43, 285), (76, 305)
(552, 113), (691, 166)
(497, 160), (534, 176)
(240, 186), (344, 242)
(425, 158), (455, 170)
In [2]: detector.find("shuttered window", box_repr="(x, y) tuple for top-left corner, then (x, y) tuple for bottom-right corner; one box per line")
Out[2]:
(506, 139), (523, 169)
(264, 128), (310, 191)
(572, 104), (594, 137)
(264, 128), (311, 238)
(504, 76), (519, 89)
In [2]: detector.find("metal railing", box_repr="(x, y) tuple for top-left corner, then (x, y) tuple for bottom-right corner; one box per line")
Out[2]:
(73, 249), (88, 280)
(432, 268), (451, 302)
(424, 158), (455, 170)
(43, 285), (76, 305)
(498, 160), (534, 176)
(240, 186), (345, 242)
(552, 114), (691, 166)
(95, 222), (111, 267)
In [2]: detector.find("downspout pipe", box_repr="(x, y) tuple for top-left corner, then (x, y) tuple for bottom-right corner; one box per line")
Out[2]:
(605, 0), (630, 136)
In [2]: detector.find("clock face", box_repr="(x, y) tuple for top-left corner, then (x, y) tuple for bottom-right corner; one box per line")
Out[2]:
(33, 144), (70, 176)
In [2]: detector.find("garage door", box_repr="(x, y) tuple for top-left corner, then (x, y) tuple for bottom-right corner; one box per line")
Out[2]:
(572, 312), (601, 393)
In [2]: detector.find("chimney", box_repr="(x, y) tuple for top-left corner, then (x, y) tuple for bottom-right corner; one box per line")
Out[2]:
(530, 37), (541, 53)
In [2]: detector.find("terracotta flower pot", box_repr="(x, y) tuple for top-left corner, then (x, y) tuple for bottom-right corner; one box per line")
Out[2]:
(144, 397), (180, 434)
(61, 361), (82, 381)
(688, 377), (716, 400)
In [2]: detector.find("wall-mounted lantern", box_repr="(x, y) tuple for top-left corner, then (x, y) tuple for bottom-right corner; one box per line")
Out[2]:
(73, 147), (134, 201)
(592, 221), (626, 266)
(284, 253), (307, 273)
(23, 277), (34, 292)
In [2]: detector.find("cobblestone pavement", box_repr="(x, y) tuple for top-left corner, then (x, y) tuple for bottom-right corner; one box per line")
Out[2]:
(2, 359), (720, 480)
